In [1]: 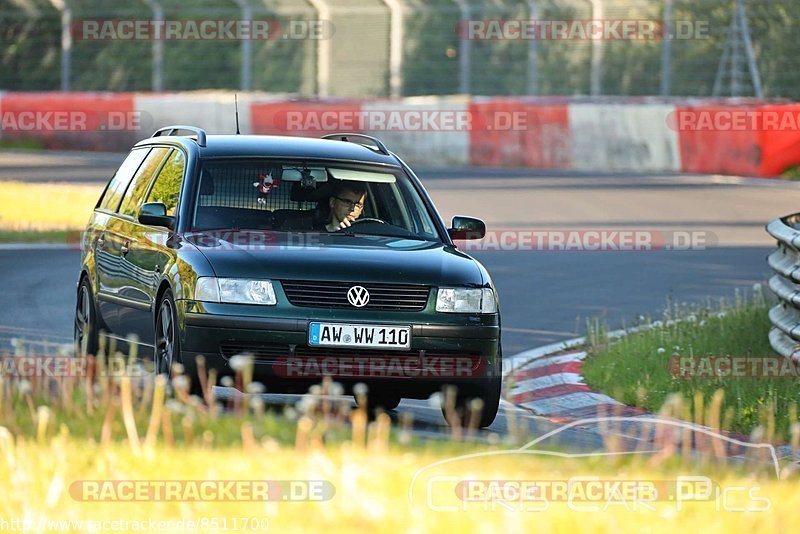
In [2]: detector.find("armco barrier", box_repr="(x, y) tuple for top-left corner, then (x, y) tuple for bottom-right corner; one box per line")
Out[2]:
(0, 92), (136, 152)
(766, 213), (800, 362)
(469, 98), (570, 168)
(568, 103), (681, 172)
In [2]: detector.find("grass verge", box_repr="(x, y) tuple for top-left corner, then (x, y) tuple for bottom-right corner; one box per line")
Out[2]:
(0, 339), (798, 531)
(582, 285), (799, 439)
(0, 181), (102, 241)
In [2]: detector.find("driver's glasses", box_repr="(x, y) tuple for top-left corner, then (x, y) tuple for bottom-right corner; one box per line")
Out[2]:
(335, 196), (365, 211)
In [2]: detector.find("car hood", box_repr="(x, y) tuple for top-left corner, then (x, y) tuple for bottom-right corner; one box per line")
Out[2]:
(185, 230), (484, 286)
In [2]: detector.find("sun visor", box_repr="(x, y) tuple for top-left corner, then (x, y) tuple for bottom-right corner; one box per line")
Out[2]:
(328, 168), (397, 183)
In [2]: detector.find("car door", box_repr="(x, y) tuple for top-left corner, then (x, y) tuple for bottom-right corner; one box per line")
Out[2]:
(94, 147), (151, 336)
(111, 147), (172, 353)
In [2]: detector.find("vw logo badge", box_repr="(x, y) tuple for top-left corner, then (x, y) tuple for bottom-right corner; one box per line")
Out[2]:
(347, 286), (370, 307)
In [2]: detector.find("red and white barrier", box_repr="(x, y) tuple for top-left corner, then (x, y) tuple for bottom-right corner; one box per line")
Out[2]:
(2, 91), (799, 178)
(469, 98), (570, 168)
(0, 92), (136, 151)
(568, 103), (681, 172)
(361, 96), (471, 165)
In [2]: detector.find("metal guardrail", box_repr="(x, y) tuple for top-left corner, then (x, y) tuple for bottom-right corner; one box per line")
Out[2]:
(766, 213), (800, 361)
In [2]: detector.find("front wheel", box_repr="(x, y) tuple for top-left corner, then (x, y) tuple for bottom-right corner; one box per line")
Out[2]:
(74, 278), (99, 355)
(155, 291), (181, 378)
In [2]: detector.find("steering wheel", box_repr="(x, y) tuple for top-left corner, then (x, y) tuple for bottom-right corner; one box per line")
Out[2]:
(349, 217), (387, 225)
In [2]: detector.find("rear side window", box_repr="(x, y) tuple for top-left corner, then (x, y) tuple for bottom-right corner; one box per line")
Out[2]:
(145, 150), (185, 216)
(98, 148), (150, 212)
(118, 147), (171, 217)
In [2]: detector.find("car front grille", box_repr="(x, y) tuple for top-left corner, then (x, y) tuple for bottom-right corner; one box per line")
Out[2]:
(279, 280), (431, 311)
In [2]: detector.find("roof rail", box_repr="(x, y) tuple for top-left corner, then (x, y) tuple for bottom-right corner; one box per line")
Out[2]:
(151, 125), (207, 147)
(320, 133), (390, 156)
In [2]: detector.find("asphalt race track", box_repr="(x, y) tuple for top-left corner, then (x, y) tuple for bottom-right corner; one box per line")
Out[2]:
(1, 150), (799, 436)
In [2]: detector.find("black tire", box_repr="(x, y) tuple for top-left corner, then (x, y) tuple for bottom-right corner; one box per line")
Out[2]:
(441, 376), (501, 429)
(355, 391), (402, 412)
(155, 290), (181, 379)
(369, 393), (402, 411)
(441, 344), (503, 429)
(155, 290), (205, 396)
(74, 277), (99, 356)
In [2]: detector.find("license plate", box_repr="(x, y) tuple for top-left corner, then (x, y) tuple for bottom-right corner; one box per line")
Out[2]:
(308, 323), (411, 349)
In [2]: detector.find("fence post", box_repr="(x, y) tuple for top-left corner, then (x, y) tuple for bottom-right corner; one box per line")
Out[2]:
(660, 0), (673, 96)
(527, 0), (539, 95)
(233, 0), (253, 91)
(307, 0), (331, 97)
(454, 0), (471, 94)
(142, 0), (164, 91)
(382, 0), (404, 98)
(589, 0), (604, 96)
(49, 0), (72, 91)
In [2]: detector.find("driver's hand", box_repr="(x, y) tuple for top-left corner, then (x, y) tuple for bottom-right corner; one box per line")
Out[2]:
(338, 215), (355, 229)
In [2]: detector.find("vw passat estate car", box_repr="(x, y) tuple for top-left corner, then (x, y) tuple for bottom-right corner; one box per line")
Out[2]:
(75, 126), (502, 427)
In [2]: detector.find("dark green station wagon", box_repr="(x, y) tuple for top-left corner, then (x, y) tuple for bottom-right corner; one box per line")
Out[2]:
(75, 126), (502, 427)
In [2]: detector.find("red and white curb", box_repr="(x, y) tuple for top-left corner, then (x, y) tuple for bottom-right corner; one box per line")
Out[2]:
(504, 339), (795, 463)
(506, 348), (646, 421)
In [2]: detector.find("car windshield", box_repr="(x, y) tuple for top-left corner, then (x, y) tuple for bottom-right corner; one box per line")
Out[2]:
(191, 159), (441, 241)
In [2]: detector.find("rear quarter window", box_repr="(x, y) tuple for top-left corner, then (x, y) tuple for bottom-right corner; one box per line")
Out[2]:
(97, 148), (150, 212)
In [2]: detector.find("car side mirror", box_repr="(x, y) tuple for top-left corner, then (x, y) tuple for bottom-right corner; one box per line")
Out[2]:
(448, 216), (486, 240)
(139, 202), (174, 229)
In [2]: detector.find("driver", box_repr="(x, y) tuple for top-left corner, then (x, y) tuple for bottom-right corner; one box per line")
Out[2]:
(324, 180), (368, 232)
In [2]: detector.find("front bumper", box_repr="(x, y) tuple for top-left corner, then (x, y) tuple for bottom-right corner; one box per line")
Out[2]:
(177, 300), (501, 397)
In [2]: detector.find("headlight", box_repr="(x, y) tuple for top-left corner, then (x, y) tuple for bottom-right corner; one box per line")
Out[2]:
(436, 288), (497, 314)
(195, 277), (277, 305)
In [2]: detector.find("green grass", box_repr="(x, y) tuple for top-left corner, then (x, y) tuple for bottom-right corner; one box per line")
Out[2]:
(0, 229), (77, 243)
(781, 165), (800, 181)
(0, 139), (45, 150)
(582, 285), (799, 439)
